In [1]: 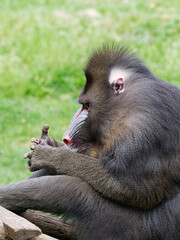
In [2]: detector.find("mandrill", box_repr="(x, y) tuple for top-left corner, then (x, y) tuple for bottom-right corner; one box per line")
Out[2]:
(0, 46), (180, 240)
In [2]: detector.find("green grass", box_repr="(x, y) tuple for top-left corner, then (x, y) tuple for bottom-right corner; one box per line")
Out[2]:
(0, 0), (179, 184)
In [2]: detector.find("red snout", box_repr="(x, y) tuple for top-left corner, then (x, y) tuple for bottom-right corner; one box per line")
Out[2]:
(63, 131), (72, 146)
(62, 107), (88, 146)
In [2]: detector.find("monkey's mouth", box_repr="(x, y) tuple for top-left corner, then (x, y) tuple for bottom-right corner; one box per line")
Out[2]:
(63, 107), (89, 146)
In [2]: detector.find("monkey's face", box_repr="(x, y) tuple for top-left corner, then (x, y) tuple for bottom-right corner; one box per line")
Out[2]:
(63, 68), (127, 157)
(63, 47), (142, 157)
(62, 89), (106, 156)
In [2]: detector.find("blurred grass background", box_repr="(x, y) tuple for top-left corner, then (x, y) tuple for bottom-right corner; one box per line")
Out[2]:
(0, 0), (179, 184)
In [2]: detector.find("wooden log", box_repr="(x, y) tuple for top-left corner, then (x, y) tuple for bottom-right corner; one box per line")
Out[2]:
(0, 222), (57, 240)
(0, 219), (6, 240)
(21, 210), (75, 240)
(33, 233), (58, 240)
(0, 206), (41, 240)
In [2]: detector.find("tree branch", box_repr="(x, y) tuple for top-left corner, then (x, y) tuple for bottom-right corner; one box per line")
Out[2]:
(20, 210), (75, 240)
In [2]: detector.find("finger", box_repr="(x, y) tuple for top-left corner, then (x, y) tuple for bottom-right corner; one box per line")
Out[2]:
(30, 145), (35, 150)
(41, 124), (49, 139)
(23, 152), (32, 159)
(31, 138), (41, 144)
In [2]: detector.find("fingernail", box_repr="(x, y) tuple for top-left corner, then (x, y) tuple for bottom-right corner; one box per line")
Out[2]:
(35, 139), (40, 143)
(44, 124), (49, 129)
(23, 153), (28, 159)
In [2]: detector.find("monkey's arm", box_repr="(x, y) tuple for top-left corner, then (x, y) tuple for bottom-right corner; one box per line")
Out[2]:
(0, 175), (99, 215)
(28, 145), (170, 210)
(28, 168), (56, 179)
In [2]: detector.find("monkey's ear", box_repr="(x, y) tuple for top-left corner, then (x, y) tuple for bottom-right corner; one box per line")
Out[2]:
(108, 68), (128, 95)
(111, 78), (124, 95)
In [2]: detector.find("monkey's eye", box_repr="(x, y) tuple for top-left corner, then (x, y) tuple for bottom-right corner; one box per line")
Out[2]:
(83, 103), (90, 112)
(112, 78), (124, 95)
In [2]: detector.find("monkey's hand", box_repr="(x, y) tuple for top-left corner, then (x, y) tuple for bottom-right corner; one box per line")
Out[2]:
(30, 124), (64, 148)
(24, 124), (65, 170)
(24, 145), (65, 172)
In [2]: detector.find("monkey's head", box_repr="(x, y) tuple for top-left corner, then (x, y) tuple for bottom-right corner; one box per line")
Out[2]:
(63, 46), (180, 158)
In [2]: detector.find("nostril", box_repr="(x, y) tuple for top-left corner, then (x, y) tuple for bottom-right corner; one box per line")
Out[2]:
(83, 103), (90, 112)
(63, 131), (72, 146)
(63, 138), (72, 146)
